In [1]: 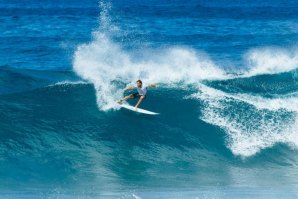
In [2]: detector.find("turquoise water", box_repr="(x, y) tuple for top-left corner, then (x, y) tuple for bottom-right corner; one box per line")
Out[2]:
(1, 0), (298, 198)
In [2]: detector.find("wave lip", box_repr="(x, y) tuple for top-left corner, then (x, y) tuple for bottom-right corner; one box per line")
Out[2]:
(243, 47), (298, 77)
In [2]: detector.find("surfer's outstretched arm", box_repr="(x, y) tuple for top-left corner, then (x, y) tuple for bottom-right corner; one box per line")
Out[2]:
(124, 86), (136, 92)
(135, 95), (145, 109)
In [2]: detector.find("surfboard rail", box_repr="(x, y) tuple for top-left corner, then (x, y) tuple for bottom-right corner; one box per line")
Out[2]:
(119, 103), (159, 115)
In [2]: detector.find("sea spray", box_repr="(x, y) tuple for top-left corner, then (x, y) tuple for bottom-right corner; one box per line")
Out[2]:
(244, 47), (298, 76)
(73, 2), (226, 111)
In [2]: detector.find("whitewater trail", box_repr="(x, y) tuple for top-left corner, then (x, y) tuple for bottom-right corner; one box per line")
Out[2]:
(192, 83), (298, 157)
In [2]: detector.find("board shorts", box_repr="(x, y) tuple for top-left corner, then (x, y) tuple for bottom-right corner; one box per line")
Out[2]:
(132, 92), (146, 98)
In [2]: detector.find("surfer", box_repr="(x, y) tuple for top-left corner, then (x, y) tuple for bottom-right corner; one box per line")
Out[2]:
(118, 80), (157, 109)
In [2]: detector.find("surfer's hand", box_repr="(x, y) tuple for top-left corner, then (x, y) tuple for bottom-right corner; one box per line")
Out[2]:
(148, 84), (157, 88)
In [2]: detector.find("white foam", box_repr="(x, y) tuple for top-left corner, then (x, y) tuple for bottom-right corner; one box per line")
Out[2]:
(193, 84), (298, 112)
(191, 84), (298, 157)
(243, 47), (298, 77)
(51, 80), (89, 86)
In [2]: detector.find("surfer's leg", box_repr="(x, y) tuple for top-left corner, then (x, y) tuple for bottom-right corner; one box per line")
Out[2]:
(135, 95), (145, 108)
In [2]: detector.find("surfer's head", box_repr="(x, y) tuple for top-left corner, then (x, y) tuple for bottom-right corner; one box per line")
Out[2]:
(136, 80), (142, 87)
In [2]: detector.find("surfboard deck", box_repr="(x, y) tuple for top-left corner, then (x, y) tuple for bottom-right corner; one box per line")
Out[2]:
(119, 103), (159, 115)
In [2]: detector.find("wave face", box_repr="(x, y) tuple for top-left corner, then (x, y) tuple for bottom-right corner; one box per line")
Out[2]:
(73, 2), (298, 158)
(1, 0), (298, 198)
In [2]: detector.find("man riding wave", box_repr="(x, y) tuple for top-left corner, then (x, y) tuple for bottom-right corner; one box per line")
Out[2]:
(118, 80), (157, 109)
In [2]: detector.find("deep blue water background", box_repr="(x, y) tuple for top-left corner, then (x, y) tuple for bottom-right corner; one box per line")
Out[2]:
(0, 0), (298, 198)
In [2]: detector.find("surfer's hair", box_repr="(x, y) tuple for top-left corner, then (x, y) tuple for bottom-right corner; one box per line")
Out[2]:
(136, 80), (142, 84)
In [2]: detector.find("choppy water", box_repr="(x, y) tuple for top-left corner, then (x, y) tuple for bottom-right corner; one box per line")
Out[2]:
(1, 0), (298, 198)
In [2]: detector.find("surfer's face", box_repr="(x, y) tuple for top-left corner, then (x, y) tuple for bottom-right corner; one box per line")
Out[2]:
(137, 82), (142, 87)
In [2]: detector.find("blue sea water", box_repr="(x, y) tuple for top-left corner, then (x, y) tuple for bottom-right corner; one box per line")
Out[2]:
(1, 0), (298, 198)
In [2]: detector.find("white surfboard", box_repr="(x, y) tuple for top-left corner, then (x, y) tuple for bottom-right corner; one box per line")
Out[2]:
(119, 103), (159, 115)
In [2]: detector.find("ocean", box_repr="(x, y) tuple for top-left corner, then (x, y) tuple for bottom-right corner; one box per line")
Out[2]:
(0, 0), (298, 198)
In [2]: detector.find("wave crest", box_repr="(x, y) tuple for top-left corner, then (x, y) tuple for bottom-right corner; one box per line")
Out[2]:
(244, 47), (298, 76)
